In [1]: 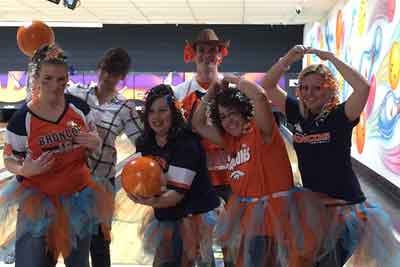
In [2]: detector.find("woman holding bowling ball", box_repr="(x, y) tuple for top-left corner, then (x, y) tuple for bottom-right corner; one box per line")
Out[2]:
(127, 84), (220, 267)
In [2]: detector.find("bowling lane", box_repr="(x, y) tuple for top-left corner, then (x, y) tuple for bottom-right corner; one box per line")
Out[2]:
(110, 134), (153, 265)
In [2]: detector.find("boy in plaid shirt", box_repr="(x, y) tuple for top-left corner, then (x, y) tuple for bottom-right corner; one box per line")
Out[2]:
(66, 48), (143, 267)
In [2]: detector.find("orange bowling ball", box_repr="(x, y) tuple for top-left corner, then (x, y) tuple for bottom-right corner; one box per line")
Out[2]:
(17, 21), (55, 57)
(121, 156), (165, 198)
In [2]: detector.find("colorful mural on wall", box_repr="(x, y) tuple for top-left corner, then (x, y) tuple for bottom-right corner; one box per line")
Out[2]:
(304, 0), (400, 187)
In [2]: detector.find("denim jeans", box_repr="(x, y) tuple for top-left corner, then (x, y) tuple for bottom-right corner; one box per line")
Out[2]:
(90, 177), (115, 267)
(153, 222), (183, 267)
(90, 225), (111, 267)
(15, 232), (91, 267)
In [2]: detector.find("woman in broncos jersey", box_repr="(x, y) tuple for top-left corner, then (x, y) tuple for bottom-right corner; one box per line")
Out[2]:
(1, 45), (111, 267)
(192, 76), (333, 267)
(127, 84), (220, 267)
(261, 45), (400, 267)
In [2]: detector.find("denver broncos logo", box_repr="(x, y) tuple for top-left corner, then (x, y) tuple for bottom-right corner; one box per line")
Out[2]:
(293, 132), (331, 144)
(230, 170), (245, 181)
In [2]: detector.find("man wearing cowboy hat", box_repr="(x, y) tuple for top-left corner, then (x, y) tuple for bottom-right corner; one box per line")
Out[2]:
(174, 28), (229, 100)
(174, 28), (234, 267)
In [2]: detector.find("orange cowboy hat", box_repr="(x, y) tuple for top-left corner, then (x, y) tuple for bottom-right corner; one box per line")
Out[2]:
(186, 28), (230, 48)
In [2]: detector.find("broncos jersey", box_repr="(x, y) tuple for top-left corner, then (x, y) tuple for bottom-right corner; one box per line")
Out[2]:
(4, 94), (96, 196)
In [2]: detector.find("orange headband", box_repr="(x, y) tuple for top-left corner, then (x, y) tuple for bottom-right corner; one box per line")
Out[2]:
(183, 43), (228, 63)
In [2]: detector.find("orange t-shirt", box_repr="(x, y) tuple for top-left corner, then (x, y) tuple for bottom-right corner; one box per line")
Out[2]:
(223, 121), (294, 197)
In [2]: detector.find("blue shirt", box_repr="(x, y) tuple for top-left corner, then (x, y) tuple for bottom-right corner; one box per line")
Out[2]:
(285, 96), (365, 203)
(135, 129), (219, 221)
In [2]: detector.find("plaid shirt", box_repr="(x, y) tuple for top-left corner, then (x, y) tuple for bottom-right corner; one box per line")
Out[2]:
(66, 84), (143, 179)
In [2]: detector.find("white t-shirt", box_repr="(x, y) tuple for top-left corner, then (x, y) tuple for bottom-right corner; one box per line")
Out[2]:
(173, 74), (223, 100)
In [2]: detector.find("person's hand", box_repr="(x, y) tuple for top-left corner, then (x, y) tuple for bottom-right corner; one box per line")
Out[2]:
(305, 48), (334, 61)
(214, 197), (226, 216)
(207, 79), (223, 97)
(222, 74), (241, 92)
(73, 131), (101, 151)
(222, 74), (241, 87)
(20, 152), (55, 176)
(202, 79), (223, 103)
(127, 193), (159, 207)
(282, 45), (309, 65)
(223, 75), (256, 93)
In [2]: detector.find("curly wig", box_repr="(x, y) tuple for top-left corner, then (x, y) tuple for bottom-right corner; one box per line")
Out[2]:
(209, 88), (254, 132)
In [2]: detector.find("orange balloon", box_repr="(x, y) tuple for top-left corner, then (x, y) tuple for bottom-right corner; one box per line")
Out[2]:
(121, 156), (165, 197)
(17, 21), (55, 57)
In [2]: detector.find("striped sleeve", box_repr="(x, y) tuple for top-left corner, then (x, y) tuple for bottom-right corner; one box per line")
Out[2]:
(165, 165), (196, 190)
(165, 133), (200, 191)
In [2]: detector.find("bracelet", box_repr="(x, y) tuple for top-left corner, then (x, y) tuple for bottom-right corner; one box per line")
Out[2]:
(277, 57), (290, 71)
(201, 96), (212, 106)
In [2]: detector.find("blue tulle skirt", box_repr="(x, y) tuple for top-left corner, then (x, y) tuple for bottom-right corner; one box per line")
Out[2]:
(0, 175), (112, 260)
(319, 201), (400, 267)
(215, 187), (400, 267)
(140, 209), (217, 266)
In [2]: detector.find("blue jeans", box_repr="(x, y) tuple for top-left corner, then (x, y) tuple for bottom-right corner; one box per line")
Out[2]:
(90, 177), (115, 267)
(153, 222), (183, 267)
(90, 225), (110, 267)
(15, 232), (91, 267)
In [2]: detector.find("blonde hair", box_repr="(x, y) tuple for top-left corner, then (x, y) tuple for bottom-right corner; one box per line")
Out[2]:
(297, 64), (340, 120)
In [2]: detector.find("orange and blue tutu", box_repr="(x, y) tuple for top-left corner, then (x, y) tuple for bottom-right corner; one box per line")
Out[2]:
(215, 187), (343, 267)
(316, 201), (400, 267)
(215, 186), (400, 267)
(0, 175), (113, 260)
(139, 209), (217, 266)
